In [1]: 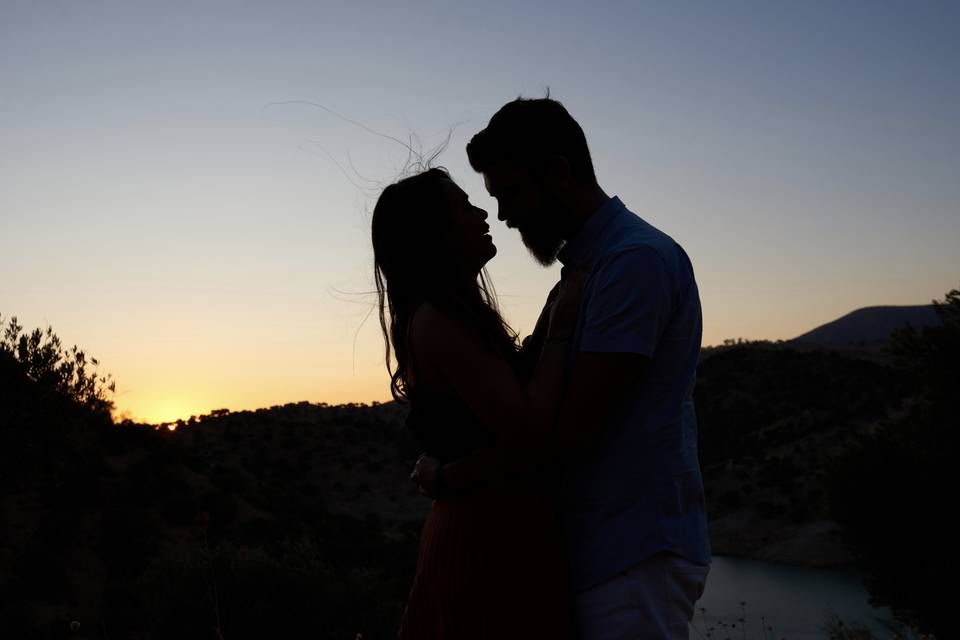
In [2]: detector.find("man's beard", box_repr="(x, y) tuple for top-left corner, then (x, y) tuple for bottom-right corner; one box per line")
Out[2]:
(518, 193), (565, 266)
(520, 225), (564, 266)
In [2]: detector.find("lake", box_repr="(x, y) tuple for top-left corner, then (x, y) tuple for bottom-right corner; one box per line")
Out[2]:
(691, 556), (895, 640)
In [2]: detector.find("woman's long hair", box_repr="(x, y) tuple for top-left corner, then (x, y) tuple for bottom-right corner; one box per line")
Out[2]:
(372, 168), (517, 402)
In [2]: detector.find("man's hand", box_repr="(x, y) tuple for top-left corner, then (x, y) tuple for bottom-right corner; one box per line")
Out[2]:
(409, 453), (440, 498)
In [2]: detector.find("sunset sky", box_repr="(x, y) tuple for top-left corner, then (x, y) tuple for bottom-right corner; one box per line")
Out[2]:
(3, 1), (958, 423)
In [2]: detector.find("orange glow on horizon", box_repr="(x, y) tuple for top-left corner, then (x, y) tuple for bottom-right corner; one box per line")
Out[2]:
(114, 385), (395, 426)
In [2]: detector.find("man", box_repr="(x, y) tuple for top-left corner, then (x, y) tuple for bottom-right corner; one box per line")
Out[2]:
(414, 96), (710, 639)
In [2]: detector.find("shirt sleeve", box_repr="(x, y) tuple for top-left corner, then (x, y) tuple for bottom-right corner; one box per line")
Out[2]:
(579, 246), (674, 357)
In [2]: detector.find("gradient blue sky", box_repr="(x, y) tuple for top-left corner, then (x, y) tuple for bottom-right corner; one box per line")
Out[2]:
(3, 1), (958, 422)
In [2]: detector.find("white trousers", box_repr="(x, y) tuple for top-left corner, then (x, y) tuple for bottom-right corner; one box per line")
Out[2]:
(574, 553), (710, 640)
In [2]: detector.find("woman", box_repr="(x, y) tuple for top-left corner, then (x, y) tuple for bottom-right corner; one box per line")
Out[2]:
(371, 168), (580, 638)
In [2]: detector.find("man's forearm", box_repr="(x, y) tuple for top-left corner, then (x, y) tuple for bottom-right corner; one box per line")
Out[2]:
(441, 446), (526, 494)
(442, 352), (649, 496)
(437, 416), (616, 497)
(441, 441), (561, 495)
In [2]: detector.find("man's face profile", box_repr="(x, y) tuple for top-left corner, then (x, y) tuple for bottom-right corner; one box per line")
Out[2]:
(483, 160), (564, 266)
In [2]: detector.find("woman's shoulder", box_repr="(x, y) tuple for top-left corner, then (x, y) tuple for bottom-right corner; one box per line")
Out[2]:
(409, 301), (444, 330)
(409, 302), (481, 349)
(409, 300), (521, 378)
(408, 303), (468, 390)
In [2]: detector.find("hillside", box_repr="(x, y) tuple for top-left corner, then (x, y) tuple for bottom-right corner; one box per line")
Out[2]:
(694, 343), (906, 565)
(790, 304), (938, 349)
(1, 353), (426, 639)
(3, 341), (910, 634)
(1, 306), (937, 637)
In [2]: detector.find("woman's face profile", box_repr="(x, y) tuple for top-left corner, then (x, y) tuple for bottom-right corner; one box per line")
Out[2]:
(439, 178), (496, 275)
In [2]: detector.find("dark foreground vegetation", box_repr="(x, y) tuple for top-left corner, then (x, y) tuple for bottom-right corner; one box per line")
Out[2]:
(1, 315), (422, 638)
(828, 290), (958, 638)
(1, 288), (956, 638)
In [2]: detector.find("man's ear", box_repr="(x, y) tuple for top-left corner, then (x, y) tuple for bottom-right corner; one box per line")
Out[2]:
(546, 154), (573, 191)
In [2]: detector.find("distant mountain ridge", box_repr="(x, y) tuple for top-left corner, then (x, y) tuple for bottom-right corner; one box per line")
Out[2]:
(790, 304), (939, 348)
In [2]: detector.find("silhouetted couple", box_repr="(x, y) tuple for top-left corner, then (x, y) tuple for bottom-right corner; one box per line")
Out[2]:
(371, 97), (710, 639)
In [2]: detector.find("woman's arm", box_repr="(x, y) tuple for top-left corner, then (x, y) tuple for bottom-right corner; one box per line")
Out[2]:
(418, 351), (649, 498)
(410, 272), (583, 446)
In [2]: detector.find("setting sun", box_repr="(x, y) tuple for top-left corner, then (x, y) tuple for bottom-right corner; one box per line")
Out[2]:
(127, 399), (202, 426)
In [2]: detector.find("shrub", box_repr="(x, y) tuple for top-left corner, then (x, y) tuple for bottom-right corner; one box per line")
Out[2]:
(0, 315), (115, 416)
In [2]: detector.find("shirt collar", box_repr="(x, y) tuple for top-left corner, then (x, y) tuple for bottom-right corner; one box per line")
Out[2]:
(557, 195), (624, 268)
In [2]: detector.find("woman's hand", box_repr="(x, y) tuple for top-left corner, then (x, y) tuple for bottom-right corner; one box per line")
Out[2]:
(548, 267), (588, 336)
(410, 453), (441, 498)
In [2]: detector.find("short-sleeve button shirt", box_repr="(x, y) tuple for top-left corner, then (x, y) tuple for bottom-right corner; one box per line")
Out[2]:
(556, 196), (710, 592)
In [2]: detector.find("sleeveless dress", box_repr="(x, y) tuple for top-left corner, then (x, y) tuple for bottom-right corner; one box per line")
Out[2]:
(396, 386), (572, 639)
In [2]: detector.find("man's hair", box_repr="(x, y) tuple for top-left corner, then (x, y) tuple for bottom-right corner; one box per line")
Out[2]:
(466, 96), (597, 185)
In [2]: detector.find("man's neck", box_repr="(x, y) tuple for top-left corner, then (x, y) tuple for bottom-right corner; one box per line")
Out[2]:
(562, 184), (610, 240)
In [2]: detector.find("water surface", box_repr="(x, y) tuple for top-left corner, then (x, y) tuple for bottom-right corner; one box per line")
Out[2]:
(691, 556), (894, 639)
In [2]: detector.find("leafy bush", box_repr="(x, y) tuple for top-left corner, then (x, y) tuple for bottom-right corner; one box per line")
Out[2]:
(1, 314), (115, 416)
